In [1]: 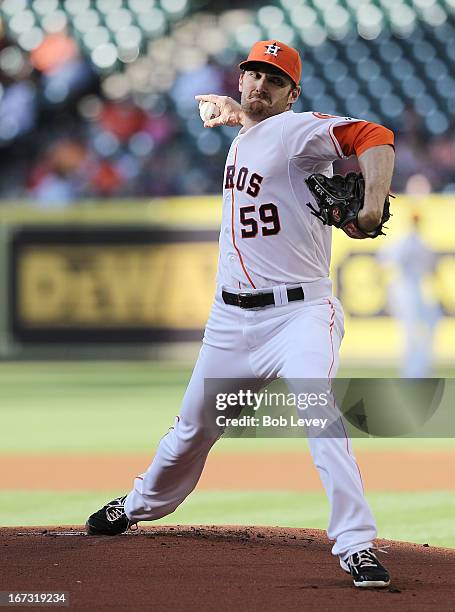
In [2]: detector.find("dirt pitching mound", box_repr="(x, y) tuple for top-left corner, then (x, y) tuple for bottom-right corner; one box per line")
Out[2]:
(1, 526), (454, 611)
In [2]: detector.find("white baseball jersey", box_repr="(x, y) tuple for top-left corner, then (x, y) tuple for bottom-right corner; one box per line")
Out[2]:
(217, 110), (364, 289)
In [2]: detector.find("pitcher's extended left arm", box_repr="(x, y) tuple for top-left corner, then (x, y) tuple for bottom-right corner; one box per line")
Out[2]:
(333, 122), (395, 233)
(357, 145), (395, 233)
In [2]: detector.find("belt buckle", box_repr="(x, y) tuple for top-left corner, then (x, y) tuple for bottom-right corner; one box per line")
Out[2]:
(237, 292), (251, 308)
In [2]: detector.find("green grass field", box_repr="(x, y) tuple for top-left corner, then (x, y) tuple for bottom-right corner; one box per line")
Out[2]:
(1, 361), (454, 547)
(1, 361), (454, 453)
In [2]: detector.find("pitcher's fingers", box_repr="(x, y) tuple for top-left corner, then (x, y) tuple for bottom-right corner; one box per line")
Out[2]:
(204, 115), (226, 128)
(195, 94), (220, 103)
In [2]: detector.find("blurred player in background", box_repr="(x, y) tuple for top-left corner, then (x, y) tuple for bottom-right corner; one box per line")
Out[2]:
(378, 213), (441, 377)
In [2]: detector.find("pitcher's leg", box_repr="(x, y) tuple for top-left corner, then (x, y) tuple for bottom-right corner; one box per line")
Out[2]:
(280, 298), (377, 558)
(125, 342), (258, 522)
(308, 431), (376, 557)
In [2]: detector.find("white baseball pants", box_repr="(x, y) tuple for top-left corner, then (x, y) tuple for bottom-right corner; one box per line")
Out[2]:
(125, 284), (377, 558)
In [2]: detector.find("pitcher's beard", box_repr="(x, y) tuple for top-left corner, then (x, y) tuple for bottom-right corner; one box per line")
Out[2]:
(242, 100), (274, 120)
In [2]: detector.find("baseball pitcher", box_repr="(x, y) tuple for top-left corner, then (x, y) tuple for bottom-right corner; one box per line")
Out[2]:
(86, 40), (395, 588)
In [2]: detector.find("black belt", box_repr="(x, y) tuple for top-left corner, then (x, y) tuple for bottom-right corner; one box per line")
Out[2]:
(222, 287), (305, 309)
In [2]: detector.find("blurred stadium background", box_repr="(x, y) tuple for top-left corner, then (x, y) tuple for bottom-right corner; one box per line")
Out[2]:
(1, 1), (455, 541)
(1, 0), (455, 199)
(0, 0), (453, 365)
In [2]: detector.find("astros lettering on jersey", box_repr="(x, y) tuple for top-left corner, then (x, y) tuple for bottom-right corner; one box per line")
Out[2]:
(219, 111), (360, 289)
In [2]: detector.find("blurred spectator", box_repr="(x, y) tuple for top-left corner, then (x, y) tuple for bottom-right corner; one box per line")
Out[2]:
(90, 160), (124, 198)
(99, 100), (148, 141)
(0, 43), (37, 144)
(28, 139), (88, 206)
(0, 78), (37, 141)
(30, 27), (95, 99)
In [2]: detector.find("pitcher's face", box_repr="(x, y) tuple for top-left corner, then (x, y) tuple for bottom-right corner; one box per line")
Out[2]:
(239, 68), (300, 121)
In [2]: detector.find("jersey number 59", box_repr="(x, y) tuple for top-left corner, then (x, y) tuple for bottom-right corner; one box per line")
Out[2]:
(240, 203), (281, 238)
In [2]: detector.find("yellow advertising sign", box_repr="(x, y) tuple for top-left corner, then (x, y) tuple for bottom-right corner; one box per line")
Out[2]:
(18, 243), (218, 329)
(9, 194), (455, 362)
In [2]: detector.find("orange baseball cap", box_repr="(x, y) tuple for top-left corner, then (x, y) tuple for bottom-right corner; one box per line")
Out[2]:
(239, 40), (302, 84)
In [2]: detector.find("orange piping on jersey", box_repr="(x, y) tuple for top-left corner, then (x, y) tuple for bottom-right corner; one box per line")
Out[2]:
(326, 299), (347, 453)
(329, 128), (343, 159)
(326, 297), (365, 490)
(230, 141), (256, 289)
(326, 298), (336, 380)
(333, 122), (395, 158)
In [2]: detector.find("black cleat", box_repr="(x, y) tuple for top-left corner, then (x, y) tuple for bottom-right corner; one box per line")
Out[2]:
(340, 548), (391, 588)
(86, 495), (135, 535)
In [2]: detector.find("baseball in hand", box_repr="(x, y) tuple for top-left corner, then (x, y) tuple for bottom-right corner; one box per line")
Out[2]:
(199, 101), (220, 123)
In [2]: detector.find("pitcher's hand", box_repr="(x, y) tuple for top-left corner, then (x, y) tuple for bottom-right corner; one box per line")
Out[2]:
(195, 95), (245, 128)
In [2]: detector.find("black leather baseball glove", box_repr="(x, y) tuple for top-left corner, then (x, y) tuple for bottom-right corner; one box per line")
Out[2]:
(305, 172), (391, 239)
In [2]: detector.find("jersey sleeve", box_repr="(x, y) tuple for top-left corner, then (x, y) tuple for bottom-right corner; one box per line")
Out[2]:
(282, 111), (366, 170)
(333, 121), (395, 157)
